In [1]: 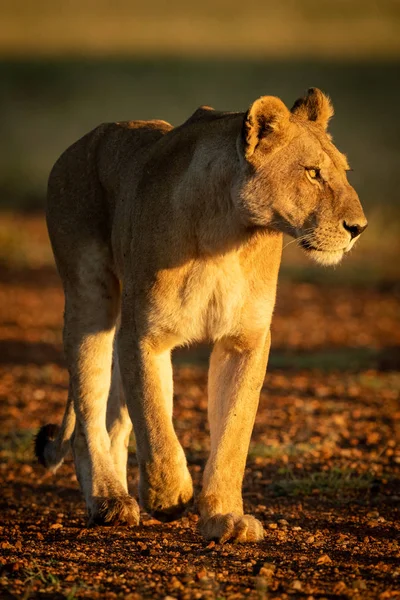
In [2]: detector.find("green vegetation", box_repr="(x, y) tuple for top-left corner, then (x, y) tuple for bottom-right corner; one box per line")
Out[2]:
(270, 468), (376, 497)
(268, 348), (381, 371)
(249, 442), (320, 459)
(0, 430), (35, 462)
(22, 564), (60, 587)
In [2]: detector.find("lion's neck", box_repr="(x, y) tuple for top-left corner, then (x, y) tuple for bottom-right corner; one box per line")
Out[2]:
(177, 134), (250, 256)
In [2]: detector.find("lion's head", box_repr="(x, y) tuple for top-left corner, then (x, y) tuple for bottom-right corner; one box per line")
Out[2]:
(235, 88), (367, 265)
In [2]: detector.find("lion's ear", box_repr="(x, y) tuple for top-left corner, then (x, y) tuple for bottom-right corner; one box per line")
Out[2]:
(291, 88), (334, 130)
(242, 96), (290, 159)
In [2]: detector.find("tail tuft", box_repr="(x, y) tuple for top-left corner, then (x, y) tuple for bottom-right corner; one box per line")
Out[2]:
(35, 424), (60, 467)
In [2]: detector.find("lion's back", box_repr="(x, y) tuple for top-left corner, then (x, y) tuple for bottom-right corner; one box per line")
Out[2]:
(46, 119), (174, 253)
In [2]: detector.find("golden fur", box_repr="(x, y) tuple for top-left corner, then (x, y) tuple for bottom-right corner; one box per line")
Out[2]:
(36, 88), (367, 542)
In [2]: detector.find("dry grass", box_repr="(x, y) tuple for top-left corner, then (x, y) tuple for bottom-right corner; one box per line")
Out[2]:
(1, 0), (400, 58)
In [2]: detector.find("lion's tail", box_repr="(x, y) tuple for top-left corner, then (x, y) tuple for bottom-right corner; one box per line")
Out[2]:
(34, 391), (76, 472)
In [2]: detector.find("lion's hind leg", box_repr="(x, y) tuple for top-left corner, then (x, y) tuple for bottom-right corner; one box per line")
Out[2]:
(106, 345), (132, 493)
(62, 248), (139, 527)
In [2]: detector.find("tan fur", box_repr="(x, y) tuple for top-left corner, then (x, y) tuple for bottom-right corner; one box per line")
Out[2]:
(40, 88), (367, 541)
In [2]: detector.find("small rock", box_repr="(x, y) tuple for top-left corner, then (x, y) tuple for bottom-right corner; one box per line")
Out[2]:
(144, 518), (161, 526)
(317, 554), (332, 565)
(291, 579), (302, 590)
(367, 520), (380, 528)
(333, 581), (347, 594)
(268, 523), (278, 529)
(50, 523), (63, 530)
(170, 577), (183, 589)
(1, 541), (12, 549)
(298, 555), (308, 562)
(205, 541), (216, 550)
(196, 568), (207, 581)
(20, 465), (33, 475)
(306, 535), (315, 544)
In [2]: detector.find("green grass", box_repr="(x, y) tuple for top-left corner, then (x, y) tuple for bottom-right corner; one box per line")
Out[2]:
(16, 565), (90, 600)
(22, 565), (60, 587)
(269, 348), (381, 371)
(0, 430), (35, 462)
(249, 442), (320, 460)
(270, 468), (376, 498)
(358, 372), (400, 391)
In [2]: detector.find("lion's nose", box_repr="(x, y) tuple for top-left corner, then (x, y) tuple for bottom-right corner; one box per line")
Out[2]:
(343, 220), (368, 240)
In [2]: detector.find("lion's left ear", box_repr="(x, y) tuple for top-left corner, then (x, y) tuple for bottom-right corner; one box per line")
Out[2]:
(242, 96), (290, 159)
(291, 88), (334, 130)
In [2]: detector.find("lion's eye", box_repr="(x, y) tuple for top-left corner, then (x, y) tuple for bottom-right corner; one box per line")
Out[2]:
(306, 167), (320, 179)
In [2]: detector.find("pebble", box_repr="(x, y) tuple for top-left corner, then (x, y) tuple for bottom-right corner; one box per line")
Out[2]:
(306, 535), (315, 544)
(317, 554), (332, 565)
(367, 510), (380, 518)
(278, 519), (289, 527)
(292, 579), (302, 590)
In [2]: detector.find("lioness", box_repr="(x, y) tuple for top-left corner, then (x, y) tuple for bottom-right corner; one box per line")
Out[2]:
(36, 88), (367, 543)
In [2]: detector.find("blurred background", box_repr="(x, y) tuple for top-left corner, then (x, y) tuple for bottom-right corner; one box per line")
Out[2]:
(0, 0), (399, 284)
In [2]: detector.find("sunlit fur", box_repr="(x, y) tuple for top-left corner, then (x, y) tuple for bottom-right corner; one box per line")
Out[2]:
(306, 248), (344, 266)
(37, 88), (366, 543)
(237, 88), (367, 266)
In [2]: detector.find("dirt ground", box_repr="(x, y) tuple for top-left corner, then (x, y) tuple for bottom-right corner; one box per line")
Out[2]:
(0, 215), (399, 599)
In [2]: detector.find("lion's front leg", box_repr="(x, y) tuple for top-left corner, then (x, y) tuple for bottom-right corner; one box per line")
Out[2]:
(199, 332), (271, 543)
(118, 311), (193, 520)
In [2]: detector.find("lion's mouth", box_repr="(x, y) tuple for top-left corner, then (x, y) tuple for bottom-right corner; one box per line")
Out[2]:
(299, 239), (345, 266)
(299, 239), (319, 252)
(299, 239), (346, 254)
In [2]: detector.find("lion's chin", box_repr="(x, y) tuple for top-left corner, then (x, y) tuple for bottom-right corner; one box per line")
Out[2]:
(304, 248), (344, 266)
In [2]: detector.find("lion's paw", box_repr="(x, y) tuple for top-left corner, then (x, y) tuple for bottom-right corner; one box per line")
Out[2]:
(140, 463), (193, 521)
(199, 513), (264, 543)
(88, 495), (140, 527)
